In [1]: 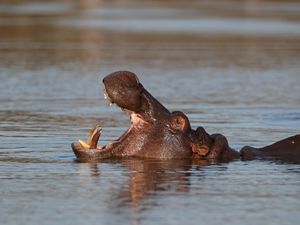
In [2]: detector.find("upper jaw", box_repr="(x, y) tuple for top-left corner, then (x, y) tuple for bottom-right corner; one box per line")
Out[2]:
(104, 86), (147, 126)
(103, 71), (171, 122)
(102, 71), (142, 113)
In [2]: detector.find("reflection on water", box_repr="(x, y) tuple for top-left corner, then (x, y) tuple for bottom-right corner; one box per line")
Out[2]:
(0, 1), (300, 225)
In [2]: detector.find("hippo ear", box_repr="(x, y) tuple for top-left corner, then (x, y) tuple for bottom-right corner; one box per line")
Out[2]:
(192, 144), (210, 157)
(169, 111), (191, 133)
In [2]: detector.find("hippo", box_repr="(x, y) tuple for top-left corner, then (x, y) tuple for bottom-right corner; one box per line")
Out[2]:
(71, 71), (300, 163)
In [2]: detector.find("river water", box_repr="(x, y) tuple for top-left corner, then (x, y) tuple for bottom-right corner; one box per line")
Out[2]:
(0, 1), (300, 225)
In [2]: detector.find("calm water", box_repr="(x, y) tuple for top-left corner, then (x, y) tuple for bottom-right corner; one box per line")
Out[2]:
(1, 1), (300, 225)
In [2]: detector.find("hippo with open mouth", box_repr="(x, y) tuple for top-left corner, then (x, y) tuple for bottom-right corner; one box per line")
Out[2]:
(71, 71), (300, 163)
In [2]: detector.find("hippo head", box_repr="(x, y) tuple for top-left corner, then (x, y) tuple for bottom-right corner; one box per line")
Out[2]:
(71, 71), (208, 162)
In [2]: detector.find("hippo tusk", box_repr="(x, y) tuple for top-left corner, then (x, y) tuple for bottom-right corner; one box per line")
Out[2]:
(78, 139), (90, 149)
(78, 125), (102, 149)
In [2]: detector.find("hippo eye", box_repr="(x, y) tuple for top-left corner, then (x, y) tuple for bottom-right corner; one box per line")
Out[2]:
(172, 117), (184, 130)
(169, 112), (190, 133)
(175, 118), (181, 125)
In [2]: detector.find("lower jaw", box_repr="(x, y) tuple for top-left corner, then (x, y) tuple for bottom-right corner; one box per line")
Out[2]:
(74, 104), (147, 158)
(93, 113), (147, 151)
(78, 124), (134, 152)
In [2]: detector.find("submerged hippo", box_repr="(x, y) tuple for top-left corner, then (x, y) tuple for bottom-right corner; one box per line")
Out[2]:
(71, 71), (300, 163)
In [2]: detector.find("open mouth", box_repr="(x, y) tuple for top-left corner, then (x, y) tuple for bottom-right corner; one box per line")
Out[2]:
(72, 71), (172, 160)
(77, 89), (146, 152)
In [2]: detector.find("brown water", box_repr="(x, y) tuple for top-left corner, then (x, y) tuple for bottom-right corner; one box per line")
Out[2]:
(1, 1), (300, 225)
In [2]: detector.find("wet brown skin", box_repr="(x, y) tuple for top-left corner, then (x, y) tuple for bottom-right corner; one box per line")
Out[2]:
(71, 71), (300, 163)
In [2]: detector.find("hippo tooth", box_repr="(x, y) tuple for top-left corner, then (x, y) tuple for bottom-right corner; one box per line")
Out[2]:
(78, 139), (90, 149)
(104, 92), (114, 106)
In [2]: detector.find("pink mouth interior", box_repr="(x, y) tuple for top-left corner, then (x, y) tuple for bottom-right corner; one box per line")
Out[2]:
(94, 108), (146, 151)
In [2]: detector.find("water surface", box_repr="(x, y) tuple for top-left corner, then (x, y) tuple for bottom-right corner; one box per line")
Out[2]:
(0, 1), (300, 225)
